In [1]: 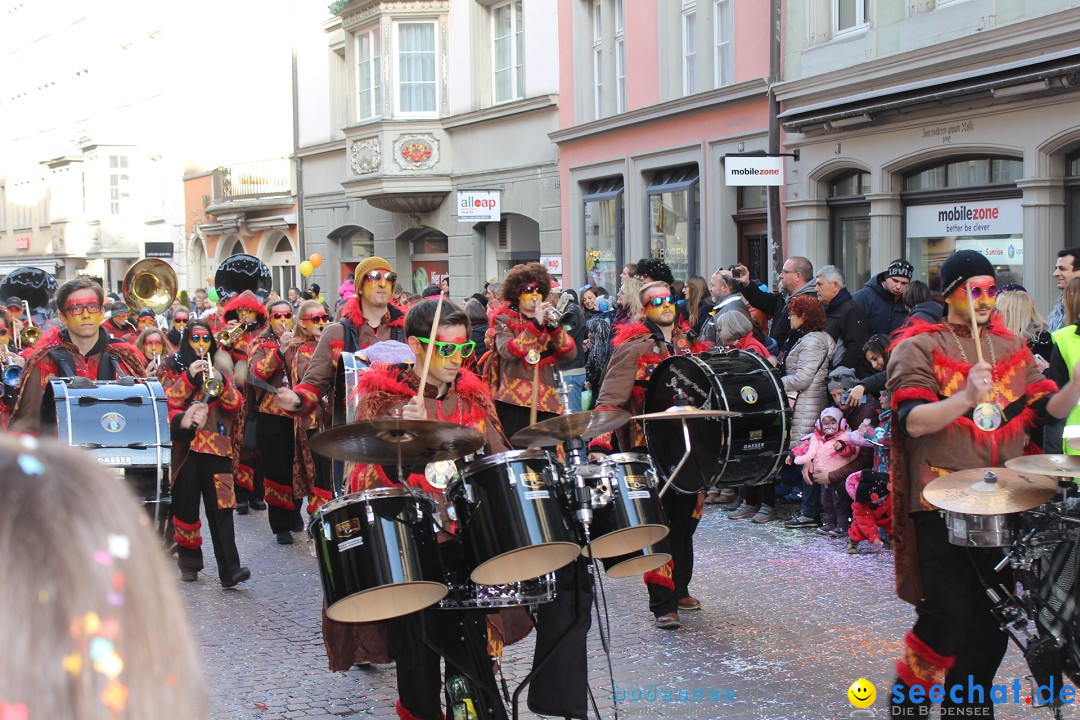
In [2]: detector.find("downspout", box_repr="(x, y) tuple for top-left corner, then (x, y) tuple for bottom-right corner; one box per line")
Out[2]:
(767, 0), (783, 283)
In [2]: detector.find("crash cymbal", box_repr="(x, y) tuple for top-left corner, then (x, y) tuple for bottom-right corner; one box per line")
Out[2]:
(309, 419), (484, 465)
(1004, 455), (1080, 478)
(632, 406), (742, 421)
(924, 468), (1057, 515)
(510, 410), (631, 447)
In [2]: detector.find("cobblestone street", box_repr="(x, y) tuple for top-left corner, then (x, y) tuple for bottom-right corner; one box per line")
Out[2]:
(180, 500), (1071, 720)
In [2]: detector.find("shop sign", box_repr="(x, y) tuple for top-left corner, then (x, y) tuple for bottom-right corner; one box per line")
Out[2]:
(14, 236), (30, 250)
(724, 157), (784, 186)
(906, 199), (1022, 238)
(541, 256), (563, 276)
(144, 242), (174, 258)
(458, 189), (501, 222)
(955, 239), (1024, 262)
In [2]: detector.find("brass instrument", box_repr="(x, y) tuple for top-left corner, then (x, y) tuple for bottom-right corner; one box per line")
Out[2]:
(542, 293), (578, 333)
(215, 321), (247, 347)
(1, 348), (22, 388)
(20, 300), (40, 347)
(200, 349), (224, 399)
(123, 258), (177, 315)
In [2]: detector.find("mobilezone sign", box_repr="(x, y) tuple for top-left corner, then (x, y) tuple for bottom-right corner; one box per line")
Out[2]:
(725, 156), (784, 186)
(906, 199), (1022, 238)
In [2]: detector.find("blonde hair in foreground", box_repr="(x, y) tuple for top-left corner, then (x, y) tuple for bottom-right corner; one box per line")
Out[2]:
(0, 435), (206, 719)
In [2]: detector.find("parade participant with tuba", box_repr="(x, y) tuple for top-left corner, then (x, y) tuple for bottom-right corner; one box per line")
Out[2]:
(10, 278), (146, 433)
(588, 278), (711, 631)
(159, 318), (250, 587)
(485, 262), (576, 439)
(102, 302), (137, 342)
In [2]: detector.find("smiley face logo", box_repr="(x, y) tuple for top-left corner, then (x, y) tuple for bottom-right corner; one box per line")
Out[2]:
(847, 678), (876, 708)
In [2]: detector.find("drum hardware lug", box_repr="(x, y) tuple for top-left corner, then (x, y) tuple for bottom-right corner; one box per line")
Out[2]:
(447, 505), (458, 522)
(323, 521), (332, 542)
(366, 503), (375, 523)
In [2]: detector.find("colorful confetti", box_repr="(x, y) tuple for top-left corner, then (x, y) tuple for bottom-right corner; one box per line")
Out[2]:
(106, 592), (124, 607)
(82, 612), (101, 636)
(99, 680), (129, 713)
(93, 551), (112, 566)
(62, 652), (82, 676)
(0, 703), (28, 720)
(88, 637), (113, 662)
(92, 651), (123, 680)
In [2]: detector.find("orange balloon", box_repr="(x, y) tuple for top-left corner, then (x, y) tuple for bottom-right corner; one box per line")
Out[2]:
(309, 253), (323, 268)
(299, 260), (314, 277)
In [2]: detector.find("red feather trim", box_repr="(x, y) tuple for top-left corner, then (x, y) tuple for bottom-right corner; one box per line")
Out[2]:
(891, 387), (939, 408)
(223, 290), (267, 318)
(613, 322), (651, 347)
(643, 567), (675, 591)
(339, 296), (362, 328)
(896, 629), (955, 692)
(357, 363), (413, 397)
(1027, 378), (1059, 398)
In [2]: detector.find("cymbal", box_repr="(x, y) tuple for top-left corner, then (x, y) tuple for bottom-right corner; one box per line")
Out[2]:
(510, 410), (631, 447)
(632, 406), (742, 421)
(309, 419), (484, 464)
(924, 467), (1057, 515)
(1004, 455), (1080, 478)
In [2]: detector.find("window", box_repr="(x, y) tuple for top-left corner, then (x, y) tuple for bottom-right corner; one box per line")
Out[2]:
(614, 0), (626, 113)
(396, 21), (437, 115)
(682, 0), (697, 96)
(0, 186), (5, 231)
(904, 157), (1022, 191)
(493, 1), (524, 103)
(648, 166), (700, 282)
(833, 0), (868, 34)
(268, 236), (297, 295)
(592, 0), (603, 119)
(109, 155), (129, 215)
(583, 178), (624, 292)
(828, 171), (872, 289)
(356, 27), (382, 120)
(1068, 149), (1080, 246)
(713, 0), (733, 88)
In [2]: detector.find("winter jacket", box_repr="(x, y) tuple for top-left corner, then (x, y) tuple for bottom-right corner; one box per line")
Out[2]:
(740, 278), (818, 348)
(823, 288), (869, 370)
(793, 425), (857, 474)
(699, 294), (751, 343)
(852, 274), (909, 337)
(907, 301), (944, 324)
(780, 330), (835, 447)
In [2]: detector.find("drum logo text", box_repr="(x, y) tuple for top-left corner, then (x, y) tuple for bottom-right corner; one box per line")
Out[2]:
(624, 474), (647, 491)
(101, 412), (126, 433)
(335, 518), (362, 538)
(520, 472), (546, 490)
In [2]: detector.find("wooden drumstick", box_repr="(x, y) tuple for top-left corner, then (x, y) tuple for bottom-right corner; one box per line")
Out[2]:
(529, 363), (540, 427)
(965, 281), (985, 364)
(416, 294), (444, 398)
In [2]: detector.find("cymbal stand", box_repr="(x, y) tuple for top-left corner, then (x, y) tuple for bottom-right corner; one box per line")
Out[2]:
(657, 390), (694, 498)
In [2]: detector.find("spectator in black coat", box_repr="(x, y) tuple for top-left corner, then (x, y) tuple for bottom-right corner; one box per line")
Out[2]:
(852, 259), (913, 337)
(816, 265), (869, 371)
(903, 280), (944, 324)
(732, 256), (817, 349)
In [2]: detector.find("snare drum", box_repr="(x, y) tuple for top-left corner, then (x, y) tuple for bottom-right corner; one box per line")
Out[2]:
(943, 511), (1015, 547)
(579, 453), (668, 559)
(449, 450), (580, 585)
(440, 546), (556, 609)
(599, 546), (672, 578)
(312, 487), (447, 622)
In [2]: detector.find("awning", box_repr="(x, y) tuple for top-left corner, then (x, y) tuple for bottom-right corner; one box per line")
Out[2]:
(779, 48), (1080, 133)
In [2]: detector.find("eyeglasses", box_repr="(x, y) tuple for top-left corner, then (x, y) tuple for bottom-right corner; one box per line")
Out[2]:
(64, 302), (103, 317)
(416, 337), (476, 359)
(189, 333), (212, 343)
(967, 283), (999, 300)
(364, 270), (398, 284)
(303, 313), (330, 325)
(646, 294), (677, 308)
(780, 269), (798, 275)
(173, 318), (189, 325)
(0, 329), (8, 336)
(271, 311), (294, 320)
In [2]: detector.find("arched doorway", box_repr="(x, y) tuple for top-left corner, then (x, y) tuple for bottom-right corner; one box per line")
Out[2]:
(330, 224), (376, 286)
(266, 234), (297, 295)
(398, 226), (449, 295)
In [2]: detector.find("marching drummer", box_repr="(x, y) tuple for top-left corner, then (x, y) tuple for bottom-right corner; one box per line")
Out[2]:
(886, 250), (1080, 716)
(10, 278), (146, 433)
(317, 298), (519, 720)
(588, 278), (710, 631)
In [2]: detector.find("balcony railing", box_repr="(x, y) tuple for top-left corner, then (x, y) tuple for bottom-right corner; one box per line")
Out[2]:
(216, 158), (293, 200)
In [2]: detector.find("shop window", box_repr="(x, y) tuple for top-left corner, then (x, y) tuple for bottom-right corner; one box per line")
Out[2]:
(648, 166), (699, 283)
(828, 171), (871, 289)
(903, 156), (1023, 289)
(735, 187), (768, 284)
(583, 177), (624, 292)
(1066, 149), (1080, 246)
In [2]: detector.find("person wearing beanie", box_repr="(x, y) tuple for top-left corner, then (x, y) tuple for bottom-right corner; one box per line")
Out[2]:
(852, 258), (914, 337)
(102, 301), (136, 342)
(886, 248), (1080, 716)
(135, 307), (157, 332)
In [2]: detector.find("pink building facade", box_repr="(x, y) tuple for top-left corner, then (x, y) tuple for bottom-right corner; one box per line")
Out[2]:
(552, 0), (774, 292)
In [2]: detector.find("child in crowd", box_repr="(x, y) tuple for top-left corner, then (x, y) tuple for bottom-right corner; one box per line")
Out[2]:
(790, 407), (856, 534)
(843, 392), (893, 553)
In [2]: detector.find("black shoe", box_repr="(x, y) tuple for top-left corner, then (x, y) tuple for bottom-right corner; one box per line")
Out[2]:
(783, 514), (821, 528)
(276, 531), (294, 545)
(235, 502), (249, 515)
(180, 569), (198, 582)
(221, 566), (251, 588)
(249, 499), (267, 511)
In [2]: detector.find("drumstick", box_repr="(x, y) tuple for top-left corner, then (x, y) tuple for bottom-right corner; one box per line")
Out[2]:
(416, 295), (444, 398)
(965, 281), (984, 364)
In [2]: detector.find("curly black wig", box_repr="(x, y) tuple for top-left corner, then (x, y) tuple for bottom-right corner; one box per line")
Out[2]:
(501, 262), (553, 308)
(634, 258), (675, 285)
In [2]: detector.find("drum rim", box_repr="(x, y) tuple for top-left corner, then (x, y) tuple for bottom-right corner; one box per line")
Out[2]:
(607, 452), (653, 464)
(325, 580), (449, 623)
(317, 486), (435, 517)
(461, 448), (553, 476)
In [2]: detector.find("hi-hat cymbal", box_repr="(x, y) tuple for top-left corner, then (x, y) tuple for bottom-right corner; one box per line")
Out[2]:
(1005, 455), (1080, 478)
(924, 468), (1057, 515)
(632, 406), (742, 421)
(510, 410), (631, 447)
(309, 419), (484, 464)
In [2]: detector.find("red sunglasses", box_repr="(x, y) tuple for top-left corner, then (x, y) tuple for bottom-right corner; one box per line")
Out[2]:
(303, 313), (330, 324)
(271, 311), (294, 320)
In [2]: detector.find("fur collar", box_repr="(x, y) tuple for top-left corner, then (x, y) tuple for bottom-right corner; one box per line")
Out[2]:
(339, 295), (405, 330)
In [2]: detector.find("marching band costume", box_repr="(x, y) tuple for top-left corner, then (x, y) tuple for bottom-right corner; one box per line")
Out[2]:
(221, 290), (269, 512)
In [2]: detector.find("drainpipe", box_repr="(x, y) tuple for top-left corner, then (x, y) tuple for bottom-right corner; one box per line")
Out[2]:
(767, 0), (783, 283)
(292, 0), (306, 272)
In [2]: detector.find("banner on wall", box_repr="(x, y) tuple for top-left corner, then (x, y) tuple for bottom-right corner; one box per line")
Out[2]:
(906, 199), (1022, 238)
(458, 189), (501, 222)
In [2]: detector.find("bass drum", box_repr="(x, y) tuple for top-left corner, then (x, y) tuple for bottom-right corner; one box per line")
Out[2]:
(643, 350), (789, 490)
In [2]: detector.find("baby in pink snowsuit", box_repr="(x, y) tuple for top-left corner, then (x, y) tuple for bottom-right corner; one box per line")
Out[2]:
(792, 407), (856, 532)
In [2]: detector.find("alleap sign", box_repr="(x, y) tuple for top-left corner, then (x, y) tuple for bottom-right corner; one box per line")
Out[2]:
(458, 189), (501, 222)
(906, 199), (1022, 238)
(725, 156), (784, 186)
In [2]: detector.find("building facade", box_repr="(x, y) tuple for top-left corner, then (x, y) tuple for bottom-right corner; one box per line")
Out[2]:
(777, 0), (1080, 312)
(296, 0), (562, 300)
(552, 0), (774, 293)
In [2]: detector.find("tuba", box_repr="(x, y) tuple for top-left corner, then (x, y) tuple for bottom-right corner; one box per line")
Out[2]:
(123, 258), (178, 316)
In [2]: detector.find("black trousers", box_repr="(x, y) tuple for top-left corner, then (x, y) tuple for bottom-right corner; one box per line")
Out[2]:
(892, 511), (1010, 717)
(528, 558), (594, 720)
(172, 452), (242, 578)
(496, 401), (556, 447)
(389, 607), (507, 720)
(257, 413), (303, 534)
(647, 490), (702, 617)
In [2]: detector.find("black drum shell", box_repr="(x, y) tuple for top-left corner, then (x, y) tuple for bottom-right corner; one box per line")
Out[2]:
(584, 453), (669, 559)
(643, 350), (790, 490)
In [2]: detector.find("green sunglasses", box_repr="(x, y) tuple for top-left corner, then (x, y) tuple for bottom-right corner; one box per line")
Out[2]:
(416, 337), (476, 358)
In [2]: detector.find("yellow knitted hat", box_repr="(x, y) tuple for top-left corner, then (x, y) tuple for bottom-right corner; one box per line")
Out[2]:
(355, 256), (393, 280)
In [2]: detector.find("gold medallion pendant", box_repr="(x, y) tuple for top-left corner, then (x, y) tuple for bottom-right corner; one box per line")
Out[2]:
(973, 402), (1003, 432)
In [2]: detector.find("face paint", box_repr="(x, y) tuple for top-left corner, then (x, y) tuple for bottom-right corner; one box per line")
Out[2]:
(361, 270), (394, 305)
(415, 326), (468, 388)
(143, 338), (165, 358)
(173, 315), (189, 329)
(138, 317), (155, 329)
(188, 330), (212, 354)
(269, 308), (294, 334)
(63, 289), (105, 338)
(237, 308), (257, 326)
(642, 287), (675, 325)
(948, 275), (997, 324)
